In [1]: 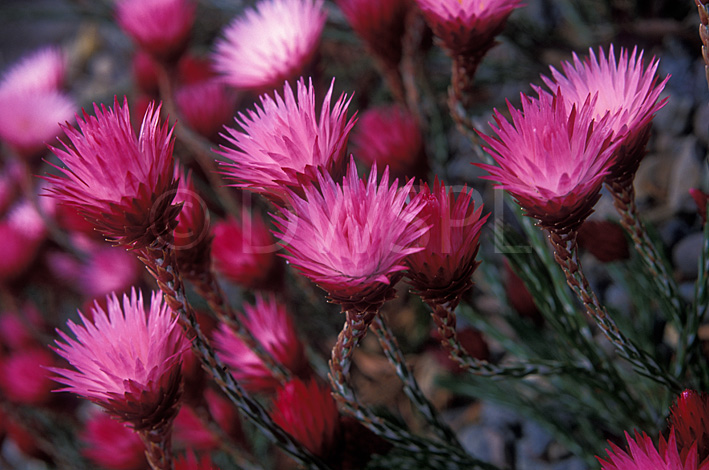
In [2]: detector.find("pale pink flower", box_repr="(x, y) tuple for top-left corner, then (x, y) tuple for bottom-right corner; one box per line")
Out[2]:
(0, 46), (66, 94)
(116, 0), (196, 61)
(211, 214), (283, 290)
(541, 45), (669, 181)
(212, 0), (326, 92)
(477, 91), (617, 232)
(414, 0), (523, 56)
(51, 289), (188, 430)
(214, 295), (307, 393)
(80, 409), (148, 470)
(175, 80), (238, 141)
(352, 104), (428, 180)
(598, 430), (709, 470)
(406, 179), (488, 307)
(43, 97), (180, 249)
(271, 378), (341, 459)
(217, 78), (356, 205)
(272, 159), (429, 312)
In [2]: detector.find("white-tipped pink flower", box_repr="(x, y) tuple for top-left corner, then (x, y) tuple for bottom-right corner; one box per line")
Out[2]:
(51, 289), (188, 431)
(43, 97), (180, 248)
(214, 295), (307, 393)
(217, 78), (356, 205)
(212, 0), (326, 92)
(0, 46), (66, 94)
(541, 45), (669, 181)
(116, 0), (196, 61)
(477, 92), (617, 232)
(272, 158), (429, 313)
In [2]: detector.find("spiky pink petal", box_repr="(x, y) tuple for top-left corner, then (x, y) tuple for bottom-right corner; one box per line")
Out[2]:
(598, 430), (709, 470)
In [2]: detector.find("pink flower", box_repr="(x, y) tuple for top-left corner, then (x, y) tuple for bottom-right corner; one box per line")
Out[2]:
(406, 179), (488, 307)
(214, 295), (307, 393)
(218, 78), (356, 205)
(0, 46), (66, 94)
(669, 390), (709, 464)
(414, 0), (523, 56)
(0, 215), (44, 283)
(173, 165), (212, 277)
(352, 105), (428, 180)
(477, 91), (617, 232)
(0, 347), (56, 405)
(43, 97), (180, 249)
(212, 0), (326, 92)
(598, 430), (709, 470)
(80, 409), (147, 470)
(336, 0), (410, 66)
(51, 289), (188, 431)
(211, 214), (283, 290)
(271, 378), (341, 458)
(272, 159), (429, 313)
(116, 0), (196, 61)
(541, 45), (669, 182)
(176, 80), (238, 141)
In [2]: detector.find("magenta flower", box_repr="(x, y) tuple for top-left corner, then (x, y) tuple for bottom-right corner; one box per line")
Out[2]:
(175, 80), (238, 141)
(80, 410), (148, 470)
(173, 164), (212, 277)
(43, 97), (180, 249)
(669, 390), (709, 464)
(0, 347), (56, 405)
(477, 91), (617, 232)
(272, 159), (429, 313)
(406, 179), (488, 307)
(598, 431), (709, 470)
(0, 46), (66, 94)
(352, 105), (428, 180)
(116, 0), (196, 61)
(414, 0), (523, 56)
(541, 45), (669, 182)
(213, 295), (307, 393)
(212, 0), (326, 92)
(217, 78), (356, 205)
(51, 289), (188, 431)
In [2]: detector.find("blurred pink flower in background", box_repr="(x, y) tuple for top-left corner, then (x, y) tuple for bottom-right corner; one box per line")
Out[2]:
(212, 0), (326, 92)
(214, 295), (307, 393)
(80, 409), (148, 470)
(116, 0), (196, 61)
(477, 92), (617, 232)
(51, 289), (188, 431)
(272, 159), (428, 313)
(0, 347), (56, 405)
(351, 105), (428, 180)
(0, 46), (66, 94)
(176, 80), (238, 142)
(0, 199), (46, 283)
(218, 78), (356, 205)
(43, 98), (180, 249)
(172, 165), (212, 277)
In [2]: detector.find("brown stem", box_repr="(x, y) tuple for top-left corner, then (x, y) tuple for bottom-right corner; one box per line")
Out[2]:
(139, 426), (174, 470)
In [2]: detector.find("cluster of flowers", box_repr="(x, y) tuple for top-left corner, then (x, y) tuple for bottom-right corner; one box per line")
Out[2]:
(0, 0), (707, 468)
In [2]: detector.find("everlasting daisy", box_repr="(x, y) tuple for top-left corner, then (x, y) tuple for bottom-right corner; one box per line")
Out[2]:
(272, 158), (428, 314)
(51, 289), (188, 432)
(598, 430), (709, 470)
(477, 91), (616, 232)
(212, 0), (326, 92)
(116, 0), (196, 61)
(669, 390), (709, 463)
(541, 45), (669, 183)
(43, 97), (180, 249)
(214, 295), (307, 393)
(218, 78), (356, 205)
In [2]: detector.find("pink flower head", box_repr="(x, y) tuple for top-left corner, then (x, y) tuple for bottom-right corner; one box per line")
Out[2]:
(477, 91), (617, 232)
(0, 347), (56, 405)
(406, 179), (488, 307)
(352, 105), (428, 180)
(211, 214), (283, 290)
(414, 0), (523, 57)
(51, 289), (188, 431)
(43, 97), (181, 249)
(0, 46), (66, 94)
(116, 0), (196, 61)
(80, 409), (147, 470)
(218, 77), (356, 205)
(176, 80), (238, 141)
(212, 0), (326, 92)
(173, 164), (212, 277)
(78, 244), (143, 299)
(0, 221), (44, 283)
(336, 0), (410, 66)
(271, 378), (341, 458)
(669, 390), (709, 464)
(598, 430), (709, 470)
(214, 295), (307, 393)
(541, 45), (669, 182)
(272, 158), (429, 313)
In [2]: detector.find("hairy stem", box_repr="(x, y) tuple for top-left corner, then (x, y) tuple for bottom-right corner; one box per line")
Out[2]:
(139, 426), (174, 470)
